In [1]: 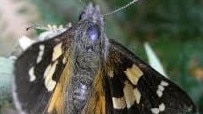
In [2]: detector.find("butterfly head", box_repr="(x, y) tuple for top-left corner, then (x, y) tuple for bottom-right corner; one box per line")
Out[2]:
(79, 3), (103, 26)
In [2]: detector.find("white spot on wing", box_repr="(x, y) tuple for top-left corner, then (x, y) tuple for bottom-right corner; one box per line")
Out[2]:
(159, 103), (165, 112)
(160, 80), (169, 86)
(156, 80), (169, 98)
(28, 67), (36, 82)
(151, 103), (166, 114)
(112, 97), (126, 109)
(158, 85), (164, 91)
(44, 64), (52, 78)
(156, 89), (163, 97)
(44, 61), (58, 91)
(19, 36), (35, 50)
(151, 108), (159, 114)
(37, 45), (45, 63)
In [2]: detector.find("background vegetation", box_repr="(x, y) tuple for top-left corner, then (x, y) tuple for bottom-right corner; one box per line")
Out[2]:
(0, 0), (203, 113)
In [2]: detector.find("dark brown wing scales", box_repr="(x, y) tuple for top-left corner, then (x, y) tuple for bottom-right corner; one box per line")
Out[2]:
(103, 39), (197, 114)
(13, 28), (74, 114)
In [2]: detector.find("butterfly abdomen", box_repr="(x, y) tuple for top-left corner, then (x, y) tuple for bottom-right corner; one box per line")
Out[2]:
(66, 22), (105, 113)
(67, 76), (90, 113)
(66, 58), (102, 113)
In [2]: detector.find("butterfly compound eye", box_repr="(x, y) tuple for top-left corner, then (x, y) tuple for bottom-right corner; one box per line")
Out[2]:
(87, 25), (100, 42)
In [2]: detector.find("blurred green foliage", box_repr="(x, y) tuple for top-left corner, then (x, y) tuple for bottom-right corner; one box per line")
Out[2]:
(1, 0), (202, 113)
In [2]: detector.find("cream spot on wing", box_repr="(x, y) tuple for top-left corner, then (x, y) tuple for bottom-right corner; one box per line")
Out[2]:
(108, 71), (114, 78)
(124, 64), (143, 85)
(44, 64), (52, 78)
(37, 45), (45, 63)
(112, 97), (126, 109)
(52, 43), (63, 61)
(123, 81), (136, 108)
(44, 61), (58, 91)
(133, 88), (141, 104)
(28, 67), (36, 82)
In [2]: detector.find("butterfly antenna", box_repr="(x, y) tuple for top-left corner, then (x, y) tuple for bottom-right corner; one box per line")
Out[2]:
(104, 0), (138, 16)
(26, 24), (47, 31)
